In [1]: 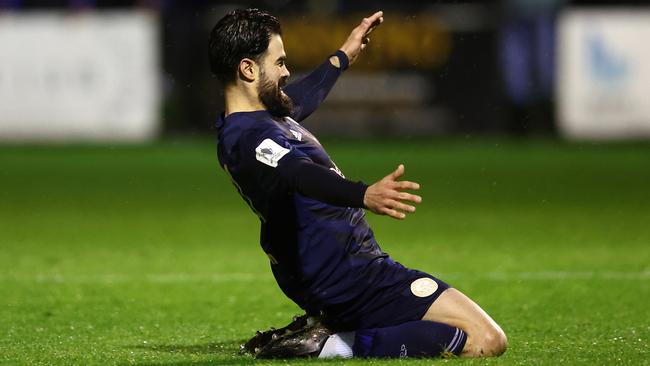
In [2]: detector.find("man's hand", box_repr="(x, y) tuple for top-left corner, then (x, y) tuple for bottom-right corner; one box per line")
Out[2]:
(363, 164), (422, 220)
(332, 10), (384, 67)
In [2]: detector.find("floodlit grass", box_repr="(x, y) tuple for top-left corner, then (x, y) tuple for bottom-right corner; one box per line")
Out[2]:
(1, 138), (649, 365)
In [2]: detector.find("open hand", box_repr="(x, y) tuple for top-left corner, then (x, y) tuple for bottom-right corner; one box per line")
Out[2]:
(338, 10), (384, 67)
(363, 164), (422, 220)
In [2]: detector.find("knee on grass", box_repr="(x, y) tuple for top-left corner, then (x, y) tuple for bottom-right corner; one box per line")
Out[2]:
(466, 327), (507, 357)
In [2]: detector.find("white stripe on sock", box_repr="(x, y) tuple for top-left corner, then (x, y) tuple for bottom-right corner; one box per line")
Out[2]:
(450, 329), (466, 354)
(446, 328), (460, 353)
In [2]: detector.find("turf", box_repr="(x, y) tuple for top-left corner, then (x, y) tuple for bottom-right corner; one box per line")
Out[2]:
(0, 138), (648, 365)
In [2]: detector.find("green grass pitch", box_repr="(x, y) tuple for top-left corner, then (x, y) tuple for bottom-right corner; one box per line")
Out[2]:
(1, 138), (648, 365)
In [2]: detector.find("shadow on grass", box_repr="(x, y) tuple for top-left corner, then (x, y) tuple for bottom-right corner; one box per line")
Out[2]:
(124, 358), (358, 366)
(123, 340), (254, 366)
(123, 341), (360, 366)
(130, 340), (240, 355)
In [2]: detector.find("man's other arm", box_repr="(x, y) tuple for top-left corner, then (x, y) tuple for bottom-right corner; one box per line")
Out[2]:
(284, 10), (384, 123)
(283, 54), (347, 123)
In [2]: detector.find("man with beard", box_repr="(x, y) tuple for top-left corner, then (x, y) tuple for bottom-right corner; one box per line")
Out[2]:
(209, 8), (507, 359)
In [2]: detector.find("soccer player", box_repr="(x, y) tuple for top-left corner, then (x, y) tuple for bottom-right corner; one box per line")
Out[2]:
(209, 8), (507, 359)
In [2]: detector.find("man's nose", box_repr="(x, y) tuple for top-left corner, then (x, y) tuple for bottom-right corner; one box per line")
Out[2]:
(282, 66), (290, 79)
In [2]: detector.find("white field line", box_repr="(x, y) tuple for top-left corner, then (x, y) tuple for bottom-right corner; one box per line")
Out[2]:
(1, 273), (271, 284)
(484, 271), (650, 281)
(0, 271), (649, 284)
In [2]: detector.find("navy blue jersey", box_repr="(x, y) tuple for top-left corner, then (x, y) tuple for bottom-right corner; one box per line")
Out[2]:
(217, 56), (452, 330)
(216, 58), (390, 314)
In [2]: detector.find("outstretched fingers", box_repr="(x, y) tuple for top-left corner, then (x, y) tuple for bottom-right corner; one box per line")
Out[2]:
(382, 207), (406, 220)
(354, 11), (383, 47)
(359, 11), (384, 35)
(364, 163), (423, 220)
(388, 199), (416, 213)
(340, 10), (384, 66)
(390, 164), (405, 180)
(397, 191), (422, 204)
(394, 180), (420, 191)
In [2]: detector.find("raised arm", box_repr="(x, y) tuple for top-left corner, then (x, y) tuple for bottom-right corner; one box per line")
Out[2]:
(284, 11), (384, 123)
(283, 54), (347, 122)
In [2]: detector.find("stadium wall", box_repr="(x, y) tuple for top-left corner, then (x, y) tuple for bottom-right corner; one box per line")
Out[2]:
(557, 8), (650, 140)
(0, 11), (160, 142)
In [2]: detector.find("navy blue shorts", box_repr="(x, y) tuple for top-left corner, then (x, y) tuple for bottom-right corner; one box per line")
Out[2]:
(321, 257), (450, 331)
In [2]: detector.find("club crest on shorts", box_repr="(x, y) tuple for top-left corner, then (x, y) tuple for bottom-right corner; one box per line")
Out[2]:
(410, 278), (438, 298)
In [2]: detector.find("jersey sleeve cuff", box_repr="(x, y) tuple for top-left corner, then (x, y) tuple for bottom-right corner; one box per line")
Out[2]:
(332, 50), (350, 70)
(352, 181), (369, 208)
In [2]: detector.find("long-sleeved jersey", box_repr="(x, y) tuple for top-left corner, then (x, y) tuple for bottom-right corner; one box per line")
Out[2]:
(216, 54), (448, 330)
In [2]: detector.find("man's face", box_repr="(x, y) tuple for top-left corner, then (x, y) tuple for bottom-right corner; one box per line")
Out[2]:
(258, 34), (293, 117)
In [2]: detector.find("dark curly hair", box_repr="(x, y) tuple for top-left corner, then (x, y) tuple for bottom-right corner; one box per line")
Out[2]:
(209, 8), (282, 83)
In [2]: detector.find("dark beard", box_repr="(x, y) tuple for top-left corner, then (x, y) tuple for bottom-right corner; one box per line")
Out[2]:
(258, 70), (294, 118)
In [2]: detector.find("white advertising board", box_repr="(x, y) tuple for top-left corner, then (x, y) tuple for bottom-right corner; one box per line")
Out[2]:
(557, 9), (650, 139)
(0, 12), (160, 142)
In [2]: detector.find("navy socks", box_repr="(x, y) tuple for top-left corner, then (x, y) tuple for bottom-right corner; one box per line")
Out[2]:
(352, 320), (467, 358)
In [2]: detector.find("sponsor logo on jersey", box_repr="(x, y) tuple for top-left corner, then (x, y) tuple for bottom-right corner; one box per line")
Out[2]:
(289, 129), (303, 141)
(255, 138), (290, 168)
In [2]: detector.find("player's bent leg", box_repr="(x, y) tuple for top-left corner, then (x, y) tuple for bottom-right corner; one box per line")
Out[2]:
(422, 288), (507, 357)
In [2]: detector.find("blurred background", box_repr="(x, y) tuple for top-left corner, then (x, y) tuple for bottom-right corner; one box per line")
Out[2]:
(2, 2), (650, 364)
(1, 0), (650, 141)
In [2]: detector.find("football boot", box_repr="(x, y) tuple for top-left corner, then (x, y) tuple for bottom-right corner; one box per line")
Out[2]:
(254, 319), (332, 359)
(240, 314), (315, 355)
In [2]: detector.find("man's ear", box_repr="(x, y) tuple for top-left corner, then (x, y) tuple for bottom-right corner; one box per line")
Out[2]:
(238, 58), (257, 82)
